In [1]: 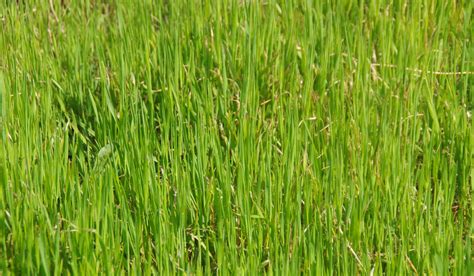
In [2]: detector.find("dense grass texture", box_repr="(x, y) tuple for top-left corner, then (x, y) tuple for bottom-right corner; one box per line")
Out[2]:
(1, 0), (473, 274)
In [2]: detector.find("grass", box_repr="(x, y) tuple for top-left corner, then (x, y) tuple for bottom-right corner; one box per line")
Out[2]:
(0, 0), (473, 274)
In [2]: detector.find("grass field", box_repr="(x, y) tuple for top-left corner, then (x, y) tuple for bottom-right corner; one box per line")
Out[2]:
(0, 0), (473, 274)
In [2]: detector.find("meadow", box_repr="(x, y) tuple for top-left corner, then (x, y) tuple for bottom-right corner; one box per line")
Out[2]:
(0, 0), (473, 274)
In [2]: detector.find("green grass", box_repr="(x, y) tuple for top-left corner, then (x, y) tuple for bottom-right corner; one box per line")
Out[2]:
(1, 0), (473, 274)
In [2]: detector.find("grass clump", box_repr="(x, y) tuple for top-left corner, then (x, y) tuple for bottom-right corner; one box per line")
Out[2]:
(0, 0), (473, 274)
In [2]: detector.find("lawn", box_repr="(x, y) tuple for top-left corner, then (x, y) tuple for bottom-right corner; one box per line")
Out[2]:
(0, 0), (473, 274)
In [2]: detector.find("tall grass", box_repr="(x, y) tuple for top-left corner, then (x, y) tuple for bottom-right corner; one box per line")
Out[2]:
(1, 0), (472, 274)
